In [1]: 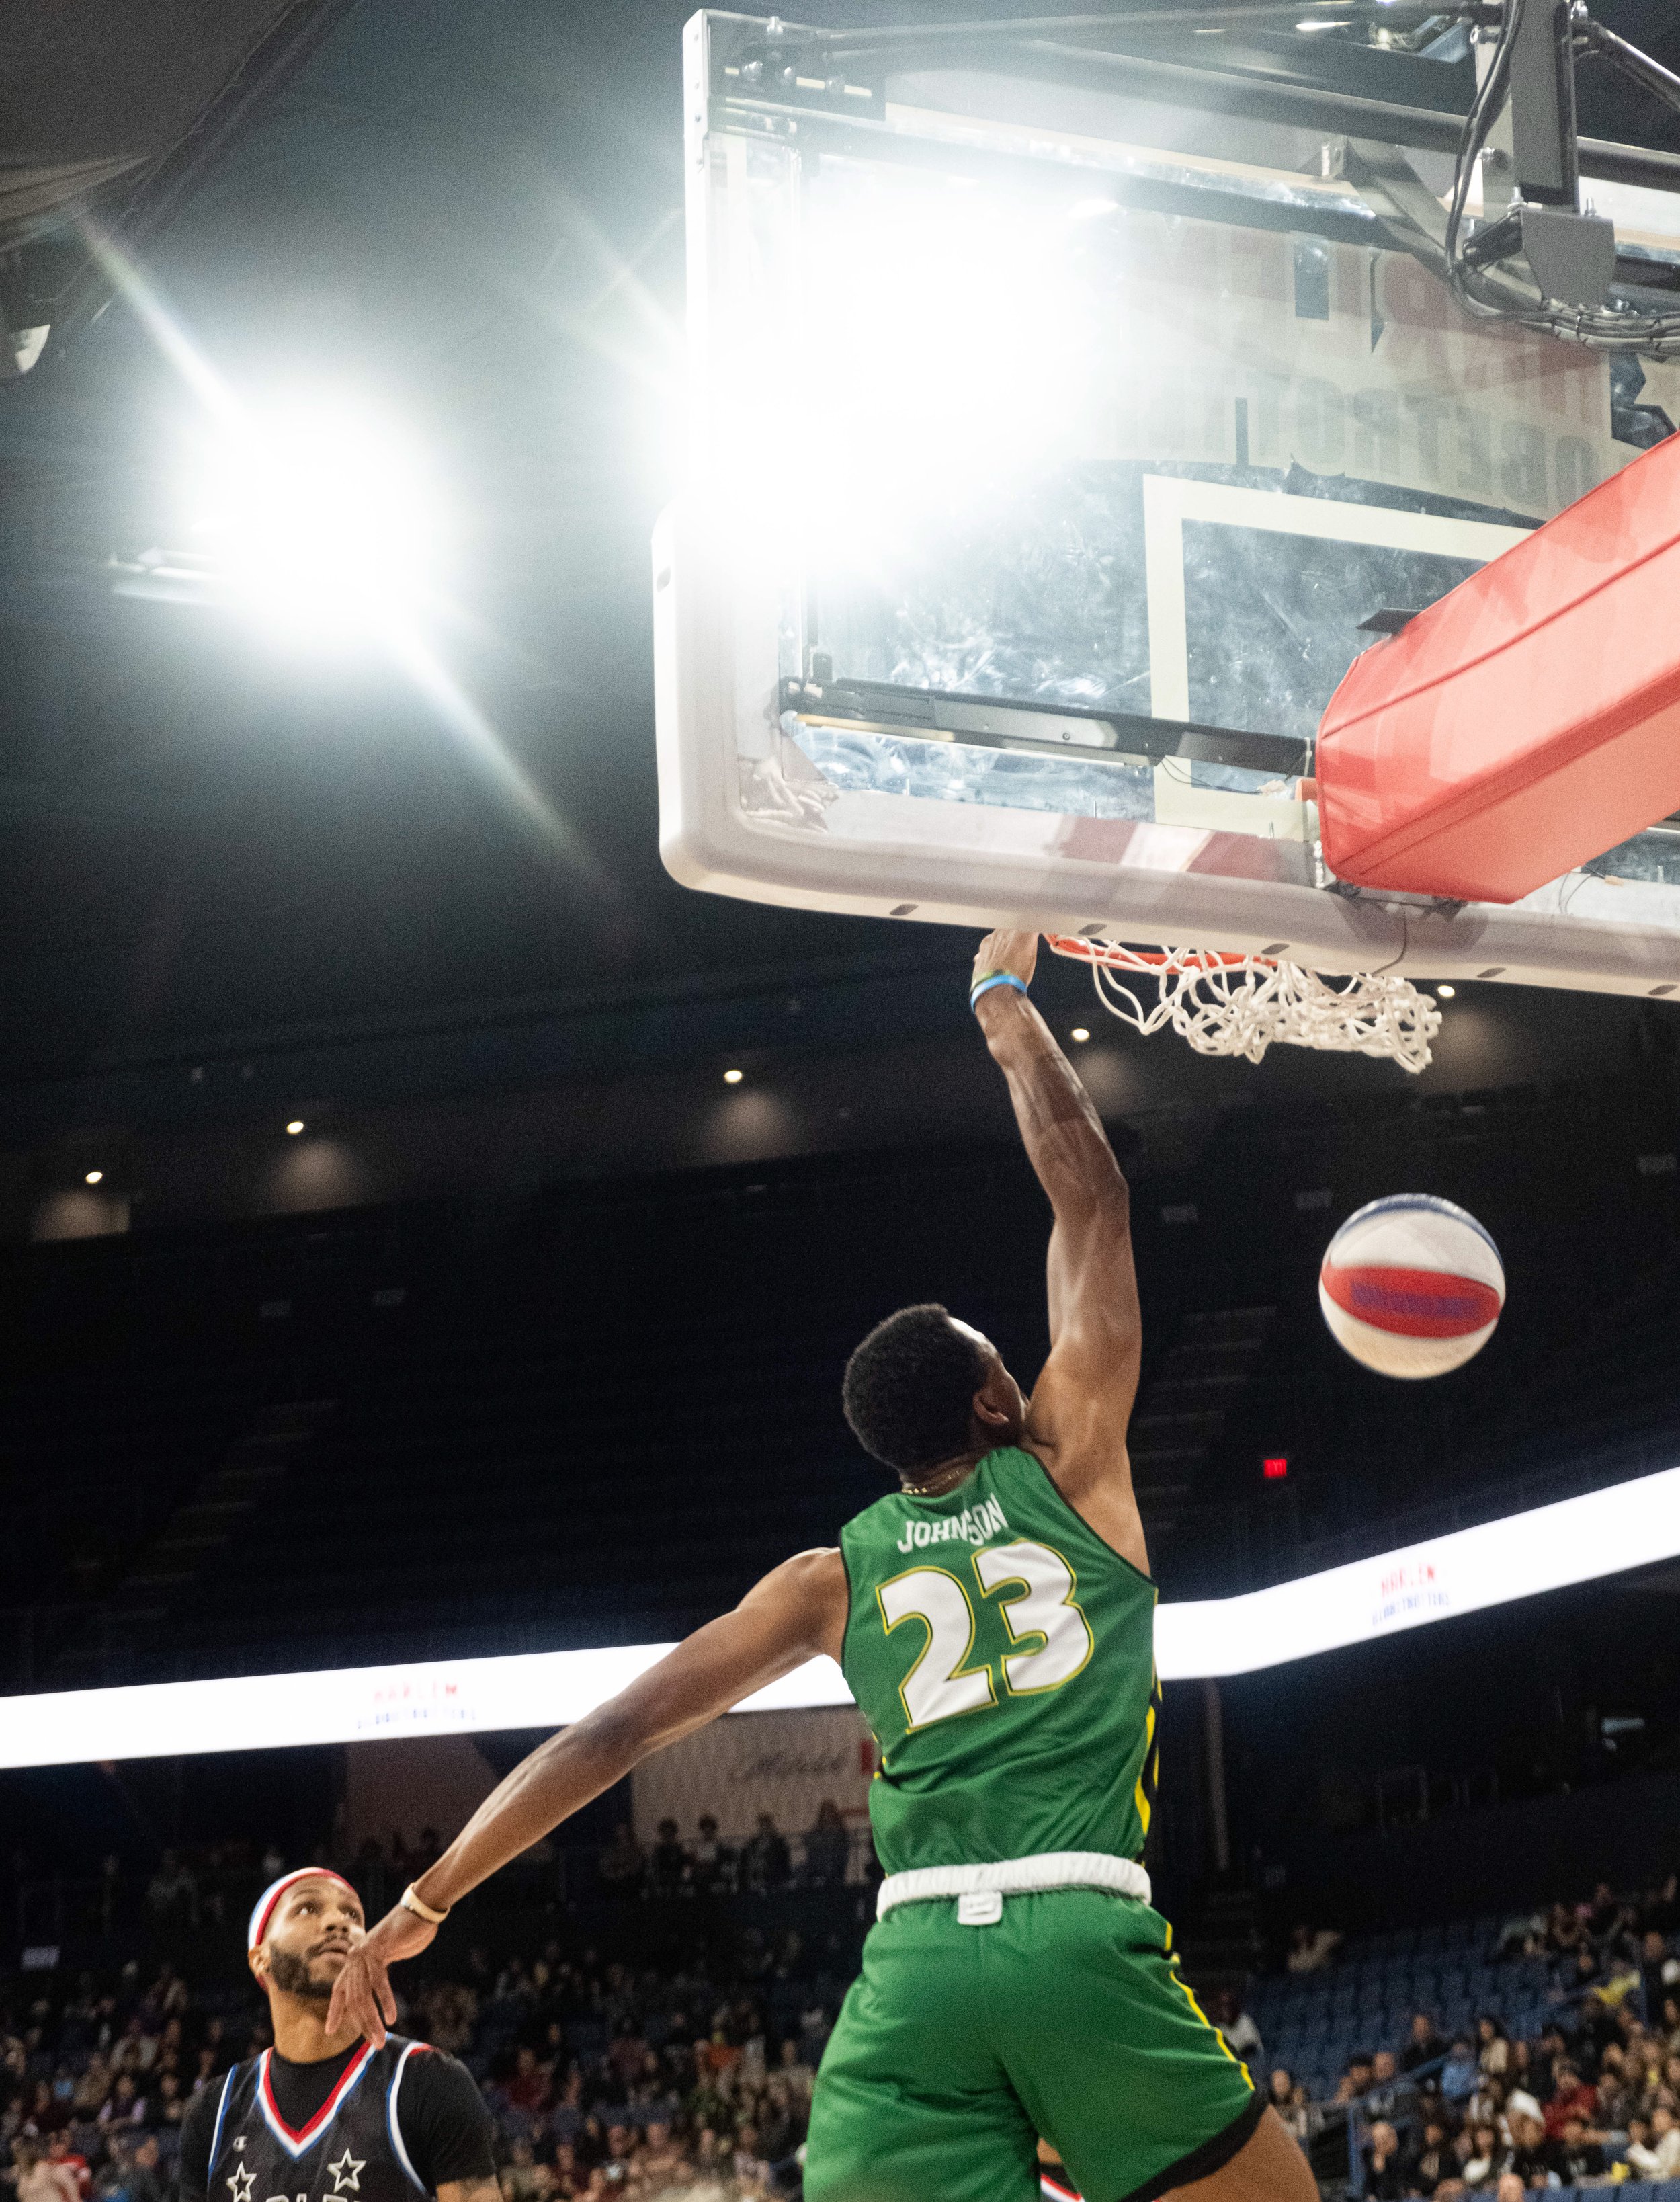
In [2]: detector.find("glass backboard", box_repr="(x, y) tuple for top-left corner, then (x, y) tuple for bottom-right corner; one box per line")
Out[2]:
(654, 9), (1680, 995)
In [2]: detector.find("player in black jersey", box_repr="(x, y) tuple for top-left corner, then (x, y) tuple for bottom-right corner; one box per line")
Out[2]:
(178, 1870), (497, 2202)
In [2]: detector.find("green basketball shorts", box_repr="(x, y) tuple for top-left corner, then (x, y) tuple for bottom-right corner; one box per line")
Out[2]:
(804, 1889), (1261, 2202)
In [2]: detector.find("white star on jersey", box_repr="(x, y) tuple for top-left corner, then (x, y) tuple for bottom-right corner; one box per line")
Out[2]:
(327, 2150), (366, 2195)
(227, 2164), (256, 2202)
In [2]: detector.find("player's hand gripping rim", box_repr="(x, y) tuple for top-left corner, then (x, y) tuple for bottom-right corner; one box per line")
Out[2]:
(326, 1902), (435, 2046)
(972, 928), (1038, 1000)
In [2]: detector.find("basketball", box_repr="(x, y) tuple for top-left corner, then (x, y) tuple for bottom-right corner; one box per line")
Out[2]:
(1319, 1194), (1506, 1379)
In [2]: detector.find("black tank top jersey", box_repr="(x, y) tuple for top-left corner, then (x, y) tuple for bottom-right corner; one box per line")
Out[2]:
(202, 2037), (456, 2202)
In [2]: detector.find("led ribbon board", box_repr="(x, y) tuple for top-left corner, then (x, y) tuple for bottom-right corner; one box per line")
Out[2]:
(2, 1467), (1677, 1768)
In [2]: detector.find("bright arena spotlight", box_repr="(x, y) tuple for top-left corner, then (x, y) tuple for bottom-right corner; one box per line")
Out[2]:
(184, 389), (446, 643)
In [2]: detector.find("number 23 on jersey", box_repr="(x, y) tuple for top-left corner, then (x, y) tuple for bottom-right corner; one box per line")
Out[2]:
(877, 1538), (1095, 1730)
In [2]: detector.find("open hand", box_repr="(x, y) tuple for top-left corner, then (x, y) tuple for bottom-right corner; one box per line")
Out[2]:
(325, 1902), (436, 2046)
(973, 930), (1038, 992)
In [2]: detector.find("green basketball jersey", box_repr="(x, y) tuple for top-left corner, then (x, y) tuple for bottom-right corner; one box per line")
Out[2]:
(839, 1444), (1161, 1875)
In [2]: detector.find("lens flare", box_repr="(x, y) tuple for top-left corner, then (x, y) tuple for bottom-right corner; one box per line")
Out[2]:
(186, 395), (445, 645)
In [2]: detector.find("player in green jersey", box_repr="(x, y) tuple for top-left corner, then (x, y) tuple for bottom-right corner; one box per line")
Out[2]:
(326, 930), (1318, 2202)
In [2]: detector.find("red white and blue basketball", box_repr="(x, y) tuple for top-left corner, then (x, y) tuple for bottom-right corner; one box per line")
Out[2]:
(1319, 1194), (1505, 1379)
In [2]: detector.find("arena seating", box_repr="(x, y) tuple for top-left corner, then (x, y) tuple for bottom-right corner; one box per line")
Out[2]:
(1252, 1918), (1570, 2098)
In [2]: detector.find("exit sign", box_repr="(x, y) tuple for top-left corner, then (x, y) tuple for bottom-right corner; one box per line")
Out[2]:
(1263, 1457), (1289, 1481)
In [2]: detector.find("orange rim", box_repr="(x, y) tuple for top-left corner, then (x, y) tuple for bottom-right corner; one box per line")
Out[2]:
(1046, 936), (1277, 971)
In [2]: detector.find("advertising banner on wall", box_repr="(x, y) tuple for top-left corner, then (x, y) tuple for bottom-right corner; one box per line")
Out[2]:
(631, 1707), (874, 1848)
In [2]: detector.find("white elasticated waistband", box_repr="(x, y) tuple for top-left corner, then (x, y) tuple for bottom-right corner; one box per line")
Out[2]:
(875, 1850), (1151, 1921)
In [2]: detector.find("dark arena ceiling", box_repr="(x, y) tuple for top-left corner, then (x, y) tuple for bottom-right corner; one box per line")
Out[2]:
(1, 1), (1679, 1172)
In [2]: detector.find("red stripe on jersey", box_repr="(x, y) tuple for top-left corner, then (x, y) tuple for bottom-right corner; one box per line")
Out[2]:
(257, 2043), (376, 2148)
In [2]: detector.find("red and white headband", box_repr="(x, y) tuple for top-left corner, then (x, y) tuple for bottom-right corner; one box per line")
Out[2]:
(247, 1867), (358, 1951)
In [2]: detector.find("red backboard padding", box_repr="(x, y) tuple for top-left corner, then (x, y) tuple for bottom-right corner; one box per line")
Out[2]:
(1316, 430), (1680, 905)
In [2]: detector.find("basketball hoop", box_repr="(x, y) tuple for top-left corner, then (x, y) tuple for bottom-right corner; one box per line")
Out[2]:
(1046, 939), (1441, 1074)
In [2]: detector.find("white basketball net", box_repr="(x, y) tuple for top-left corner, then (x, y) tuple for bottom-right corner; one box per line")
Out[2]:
(1048, 940), (1442, 1074)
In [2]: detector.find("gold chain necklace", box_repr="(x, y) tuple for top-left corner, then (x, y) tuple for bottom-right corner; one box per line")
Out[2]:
(900, 1468), (965, 1498)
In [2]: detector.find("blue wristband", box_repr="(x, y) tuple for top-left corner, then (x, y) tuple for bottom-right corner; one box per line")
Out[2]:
(970, 972), (1030, 1012)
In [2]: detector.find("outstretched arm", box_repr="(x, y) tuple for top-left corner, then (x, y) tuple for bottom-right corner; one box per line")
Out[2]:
(972, 930), (1146, 1573)
(326, 1547), (848, 2043)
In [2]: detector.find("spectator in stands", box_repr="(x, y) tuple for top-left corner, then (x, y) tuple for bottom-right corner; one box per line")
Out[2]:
(1542, 2059), (1597, 2137)
(1403, 2014), (1447, 2074)
(1566, 1945), (1606, 2008)
(1365, 2052), (1402, 2120)
(1555, 2115), (1605, 2183)
(21, 2083), (69, 2139)
(97, 2078), (143, 2133)
(647, 1819), (689, 1900)
(741, 1815), (790, 1894)
(1284, 2082), (1322, 2148)
(1526, 2029), (1566, 2107)
(108, 2023), (152, 2080)
(1462, 2123), (1507, 2188)
(606, 2019), (648, 2098)
(755, 2077), (804, 2167)
(1441, 2039), (1480, 2108)
(1476, 2019), (1509, 2080)
(501, 2046), (551, 2121)
(1587, 1881), (1626, 1944)
(1464, 2068), (1505, 2132)
(70, 2057), (112, 2121)
(1213, 1990), (1263, 2067)
(1365, 2121), (1406, 2201)
(775, 2037), (815, 2105)
(1287, 1924), (1341, 1974)
(1595, 2051), (1632, 2133)
(42, 2137), (87, 2201)
(92, 2134), (161, 2202)
(11, 2145), (77, 2202)
(497, 2137), (550, 2202)
(1628, 2103), (1680, 2180)
(689, 1813), (735, 1896)
(1642, 1931), (1679, 2021)
(801, 1801), (849, 1889)
(149, 2075), (181, 2133)
(1406, 2116), (1452, 2197)
(1491, 2173), (1525, 2202)
(1338, 2053), (1377, 2106)
(595, 1824), (643, 1898)
(1504, 2092), (1558, 2187)
(142, 1851), (197, 1928)
(1499, 1911), (1546, 1960)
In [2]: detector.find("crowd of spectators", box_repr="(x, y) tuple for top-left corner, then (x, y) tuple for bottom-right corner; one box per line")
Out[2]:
(1264, 1875), (1680, 2196)
(9, 1807), (861, 1956)
(16, 1823), (1679, 2202)
(595, 1808), (855, 1902)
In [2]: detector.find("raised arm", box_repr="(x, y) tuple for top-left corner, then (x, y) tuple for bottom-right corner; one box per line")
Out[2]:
(972, 930), (1146, 1573)
(326, 1546), (848, 2044)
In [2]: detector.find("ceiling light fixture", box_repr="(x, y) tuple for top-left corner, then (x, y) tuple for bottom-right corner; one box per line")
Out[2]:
(186, 393), (444, 647)
(286, 1119), (305, 1135)
(1437, 984), (1457, 999)
(85, 1171), (103, 1186)
(1071, 1027), (1091, 1043)
(723, 1069), (743, 1085)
